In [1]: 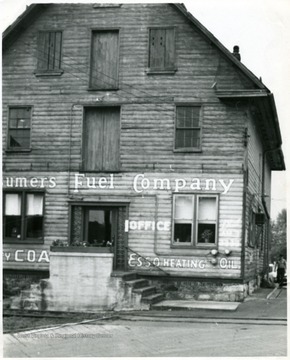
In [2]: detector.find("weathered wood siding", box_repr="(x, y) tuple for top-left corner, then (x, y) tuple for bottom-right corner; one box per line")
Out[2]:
(3, 4), (259, 276)
(3, 4), (255, 171)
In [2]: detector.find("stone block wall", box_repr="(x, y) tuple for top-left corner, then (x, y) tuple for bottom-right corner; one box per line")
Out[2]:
(150, 278), (250, 302)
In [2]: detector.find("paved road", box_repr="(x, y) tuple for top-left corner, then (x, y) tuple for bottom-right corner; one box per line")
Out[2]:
(4, 318), (287, 357)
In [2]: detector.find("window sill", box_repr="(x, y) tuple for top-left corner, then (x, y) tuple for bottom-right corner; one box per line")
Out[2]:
(6, 148), (32, 153)
(34, 70), (64, 77)
(173, 148), (202, 153)
(171, 244), (217, 250)
(146, 69), (177, 75)
(87, 87), (119, 91)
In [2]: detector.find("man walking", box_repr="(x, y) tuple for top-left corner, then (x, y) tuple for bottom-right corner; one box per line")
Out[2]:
(276, 254), (287, 288)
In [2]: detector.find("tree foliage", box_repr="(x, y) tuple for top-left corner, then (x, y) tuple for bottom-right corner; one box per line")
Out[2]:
(270, 209), (287, 262)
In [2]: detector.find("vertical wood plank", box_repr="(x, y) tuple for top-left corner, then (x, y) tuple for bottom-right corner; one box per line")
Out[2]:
(54, 32), (62, 70)
(90, 31), (119, 89)
(37, 32), (49, 70)
(84, 108), (103, 171)
(165, 27), (175, 69)
(102, 107), (120, 170)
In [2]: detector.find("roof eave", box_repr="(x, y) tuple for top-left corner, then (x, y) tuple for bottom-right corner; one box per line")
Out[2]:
(172, 3), (269, 92)
(3, 4), (48, 51)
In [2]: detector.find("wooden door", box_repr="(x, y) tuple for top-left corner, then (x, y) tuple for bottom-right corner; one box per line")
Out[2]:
(83, 107), (120, 171)
(90, 30), (119, 89)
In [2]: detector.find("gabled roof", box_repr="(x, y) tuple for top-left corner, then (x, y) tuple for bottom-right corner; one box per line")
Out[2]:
(3, 4), (49, 51)
(2, 3), (285, 170)
(173, 4), (268, 92)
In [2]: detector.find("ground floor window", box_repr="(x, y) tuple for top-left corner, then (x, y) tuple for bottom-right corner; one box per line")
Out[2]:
(3, 191), (44, 243)
(172, 194), (218, 248)
(84, 208), (116, 247)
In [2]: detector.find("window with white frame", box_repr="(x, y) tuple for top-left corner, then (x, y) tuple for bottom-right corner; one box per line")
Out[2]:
(3, 192), (44, 242)
(172, 194), (218, 247)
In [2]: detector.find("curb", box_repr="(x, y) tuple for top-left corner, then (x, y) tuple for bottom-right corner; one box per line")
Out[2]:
(118, 314), (287, 326)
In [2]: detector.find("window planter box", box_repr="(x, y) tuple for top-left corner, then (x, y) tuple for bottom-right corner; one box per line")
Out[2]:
(50, 246), (112, 253)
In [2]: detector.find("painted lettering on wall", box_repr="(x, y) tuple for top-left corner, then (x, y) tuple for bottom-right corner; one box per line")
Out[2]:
(128, 254), (238, 269)
(133, 174), (235, 194)
(125, 220), (170, 232)
(3, 177), (56, 188)
(3, 250), (50, 263)
(4, 174), (235, 194)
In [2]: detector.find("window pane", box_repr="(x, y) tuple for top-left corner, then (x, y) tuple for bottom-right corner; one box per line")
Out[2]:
(9, 108), (31, 120)
(197, 224), (216, 243)
(87, 209), (112, 246)
(176, 107), (200, 128)
(26, 217), (43, 239)
(16, 119), (30, 129)
(175, 129), (200, 148)
(174, 223), (192, 243)
(175, 196), (193, 220)
(9, 129), (30, 148)
(5, 216), (22, 238)
(26, 194), (44, 215)
(198, 197), (217, 221)
(5, 194), (21, 215)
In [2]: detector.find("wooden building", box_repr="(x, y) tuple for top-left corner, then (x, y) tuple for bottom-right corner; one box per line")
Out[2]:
(2, 3), (285, 309)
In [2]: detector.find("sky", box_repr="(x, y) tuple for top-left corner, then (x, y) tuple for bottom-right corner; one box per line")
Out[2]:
(1, 0), (289, 220)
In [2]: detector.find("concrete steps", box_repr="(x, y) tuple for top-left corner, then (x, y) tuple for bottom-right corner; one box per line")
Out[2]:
(133, 285), (157, 297)
(142, 293), (164, 305)
(125, 279), (149, 289)
(112, 271), (164, 308)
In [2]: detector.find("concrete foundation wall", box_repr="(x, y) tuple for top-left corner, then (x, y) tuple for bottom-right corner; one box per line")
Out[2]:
(42, 252), (144, 312)
(150, 277), (259, 302)
(45, 252), (117, 311)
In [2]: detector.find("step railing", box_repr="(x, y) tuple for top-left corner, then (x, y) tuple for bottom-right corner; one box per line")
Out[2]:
(125, 246), (170, 276)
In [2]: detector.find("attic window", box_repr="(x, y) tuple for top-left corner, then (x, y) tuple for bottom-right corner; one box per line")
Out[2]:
(35, 31), (63, 76)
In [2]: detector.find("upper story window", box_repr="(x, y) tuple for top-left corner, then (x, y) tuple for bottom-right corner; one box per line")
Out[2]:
(7, 107), (31, 150)
(172, 194), (218, 248)
(36, 31), (63, 75)
(148, 27), (175, 73)
(89, 30), (119, 90)
(3, 191), (44, 243)
(83, 107), (120, 171)
(175, 106), (201, 151)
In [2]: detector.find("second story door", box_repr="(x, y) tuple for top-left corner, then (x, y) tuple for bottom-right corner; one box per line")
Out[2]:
(90, 30), (119, 90)
(83, 107), (120, 171)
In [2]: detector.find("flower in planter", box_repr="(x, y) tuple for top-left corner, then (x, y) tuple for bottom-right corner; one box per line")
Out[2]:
(201, 229), (214, 243)
(71, 241), (87, 247)
(52, 239), (69, 247)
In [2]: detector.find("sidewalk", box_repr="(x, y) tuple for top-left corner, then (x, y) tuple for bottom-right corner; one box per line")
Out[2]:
(3, 287), (287, 357)
(119, 287), (287, 321)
